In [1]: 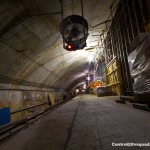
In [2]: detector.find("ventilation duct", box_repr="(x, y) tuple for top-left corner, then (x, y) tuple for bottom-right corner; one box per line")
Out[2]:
(60, 15), (89, 51)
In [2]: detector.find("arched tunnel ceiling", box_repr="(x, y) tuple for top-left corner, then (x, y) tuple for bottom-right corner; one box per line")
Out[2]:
(0, 0), (115, 90)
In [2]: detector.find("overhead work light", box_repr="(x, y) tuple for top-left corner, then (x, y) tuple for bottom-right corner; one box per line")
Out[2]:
(60, 0), (89, 51)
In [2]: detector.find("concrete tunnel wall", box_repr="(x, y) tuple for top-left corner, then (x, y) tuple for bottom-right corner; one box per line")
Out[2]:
(0, 0), (115, 122)
(0, 84), (66, 121)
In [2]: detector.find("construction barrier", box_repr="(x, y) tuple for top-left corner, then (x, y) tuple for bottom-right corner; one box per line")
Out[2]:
(106, 57), (122, 95)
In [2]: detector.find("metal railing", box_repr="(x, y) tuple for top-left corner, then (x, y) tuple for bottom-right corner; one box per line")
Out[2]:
(10, 102), (49, 114)
(0, 98), (70, 144)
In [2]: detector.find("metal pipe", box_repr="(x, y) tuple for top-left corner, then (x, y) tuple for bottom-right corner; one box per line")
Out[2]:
(121, 1), (133, 93)
(114, 13), (126, 93)
(0, 73), (61, 90)
(80, 0), (84, 17)
(0, 99), (70, 143)
(10, 102), (49, 114)
(80, 0), (86, 45)
(115, 3), (129, 92)
(109, 28), (115, 58)
(131, 0), (140, 35)
(119, 14), (133, 94)
(110, 26), (116, 58)
(60, 0), (65, 48)
(126, 0), (134, 40)
(0, 88), (56, 92)
(122, 6), (130, 54)
(109, 7), (116, 59)
(92, 20), (112, 28)
(138, 0), (146, 23)
(32, 12), (61, 16)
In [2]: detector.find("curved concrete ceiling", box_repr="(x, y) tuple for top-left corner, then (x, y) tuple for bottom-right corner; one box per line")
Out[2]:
(0, 0), (114, 90)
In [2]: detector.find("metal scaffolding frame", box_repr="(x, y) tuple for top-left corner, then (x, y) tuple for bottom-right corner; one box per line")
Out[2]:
(101, 0), (150, 95)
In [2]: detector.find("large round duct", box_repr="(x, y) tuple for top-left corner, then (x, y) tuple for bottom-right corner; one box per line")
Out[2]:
(60, 15), (89, 50)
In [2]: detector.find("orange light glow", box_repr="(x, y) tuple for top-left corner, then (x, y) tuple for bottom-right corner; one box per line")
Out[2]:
(68, 45), (72, 49)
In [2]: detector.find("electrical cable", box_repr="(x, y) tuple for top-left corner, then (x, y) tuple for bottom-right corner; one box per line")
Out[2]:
(72, 0), (75, 14)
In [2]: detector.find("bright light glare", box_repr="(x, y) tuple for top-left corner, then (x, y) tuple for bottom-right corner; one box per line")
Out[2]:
(68, 45), (72, 49)
(87, 76), (90, 81)
(131, 59), (134, 64)
(76, 50), (88, 56)
(76, 89), (79, 93)
(87, 55), (94, 62)
(83, 84), (86, 89)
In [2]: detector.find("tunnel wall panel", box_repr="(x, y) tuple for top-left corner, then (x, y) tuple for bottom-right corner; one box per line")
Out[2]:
(0, 85), (66, 123)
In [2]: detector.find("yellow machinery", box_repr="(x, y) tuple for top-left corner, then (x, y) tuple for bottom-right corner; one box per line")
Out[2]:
(89, 80), (104, 94)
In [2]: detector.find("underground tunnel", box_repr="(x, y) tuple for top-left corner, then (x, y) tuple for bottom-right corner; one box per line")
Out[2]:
(0, 0), (150, 149)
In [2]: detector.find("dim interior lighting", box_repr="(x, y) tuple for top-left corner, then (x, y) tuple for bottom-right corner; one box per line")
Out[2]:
(87, 55), (94, 62)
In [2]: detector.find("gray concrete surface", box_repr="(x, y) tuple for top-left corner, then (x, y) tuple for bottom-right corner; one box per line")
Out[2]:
(0, 0), (115, 90)
(0, 94), (150, 150)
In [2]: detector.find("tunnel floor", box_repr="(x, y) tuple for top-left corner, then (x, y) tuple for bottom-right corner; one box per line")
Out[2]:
(0, 94), (150, 150)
